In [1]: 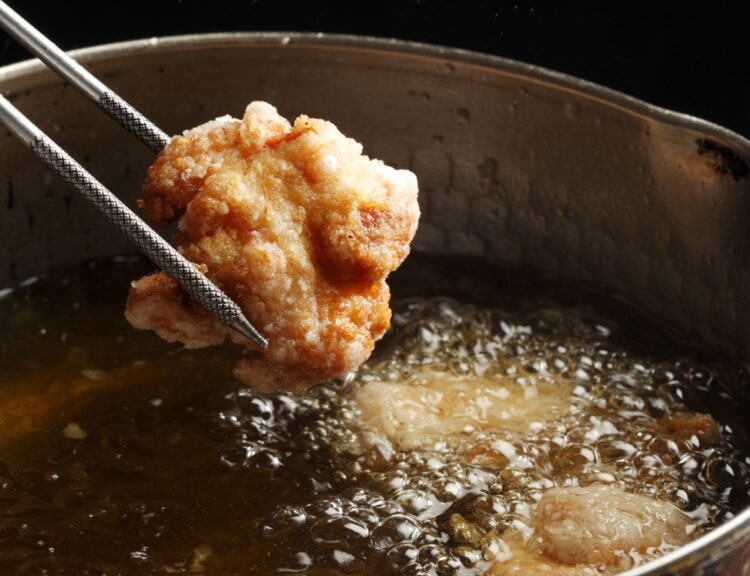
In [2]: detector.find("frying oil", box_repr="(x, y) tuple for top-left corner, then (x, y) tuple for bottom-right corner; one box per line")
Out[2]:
(0, 255), (747, 575)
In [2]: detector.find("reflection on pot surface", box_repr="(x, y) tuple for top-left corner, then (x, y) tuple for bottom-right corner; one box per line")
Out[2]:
(0, 255), (748, 575)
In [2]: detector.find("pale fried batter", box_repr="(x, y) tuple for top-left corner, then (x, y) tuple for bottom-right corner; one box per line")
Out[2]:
(126, 102), (419, 392)
(355, 368), (572, 450)
(533, 484), (690, 569)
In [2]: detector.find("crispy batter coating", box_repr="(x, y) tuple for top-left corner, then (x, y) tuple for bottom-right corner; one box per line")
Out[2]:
(488, 486), (690, 574)
(656, 411), (722, 447)
(126, 102), (419, 392)
(533, 484), (690, 568)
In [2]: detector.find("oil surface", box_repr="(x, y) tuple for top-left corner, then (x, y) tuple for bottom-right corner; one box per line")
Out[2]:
(0, 256), (748, 575)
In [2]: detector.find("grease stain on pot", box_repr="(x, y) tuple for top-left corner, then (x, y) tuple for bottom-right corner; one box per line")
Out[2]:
(696, 139), (749, 181)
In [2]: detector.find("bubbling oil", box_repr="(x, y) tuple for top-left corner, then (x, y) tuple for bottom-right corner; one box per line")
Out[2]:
(0, 256), (748, 575)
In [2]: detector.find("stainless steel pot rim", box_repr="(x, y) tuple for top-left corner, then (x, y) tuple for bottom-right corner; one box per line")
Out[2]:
(2, 31), (749, 157)
(0, 31), (746, 574)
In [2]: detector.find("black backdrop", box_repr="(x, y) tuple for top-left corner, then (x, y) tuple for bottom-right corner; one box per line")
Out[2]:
(1, 1), (749, 137)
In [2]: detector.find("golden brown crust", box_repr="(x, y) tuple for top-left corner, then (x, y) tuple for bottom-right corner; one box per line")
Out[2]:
(126, 272), (230, 349)
(126, 102), (419, 392)
(140, 116), (247, 227)
(656, 412), (722, 447)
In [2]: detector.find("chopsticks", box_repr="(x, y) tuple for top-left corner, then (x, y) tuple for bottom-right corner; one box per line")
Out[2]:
(0, 2), (268, 349)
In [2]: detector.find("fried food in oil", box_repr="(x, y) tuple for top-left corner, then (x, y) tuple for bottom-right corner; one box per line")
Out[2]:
(354, 368), (697, 574)
(126, 102), (419, 392)
(355, 368), (571, 450)
(533, 484), (689, 568)
(485, 486), (689, 574)
(657, 411), (722, 447)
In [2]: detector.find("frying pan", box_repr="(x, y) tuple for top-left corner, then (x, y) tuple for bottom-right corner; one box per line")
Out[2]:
(0, 33), (748, 574)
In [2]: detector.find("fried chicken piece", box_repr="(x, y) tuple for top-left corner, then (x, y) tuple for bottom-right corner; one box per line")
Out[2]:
(442, 490), (687, 575)
(533, 484), (690, 569)
(127, 269), (229, 349)
(355, 368), (571, 450)
(656, 411), (722, 447)
(125, 102), (419, 392)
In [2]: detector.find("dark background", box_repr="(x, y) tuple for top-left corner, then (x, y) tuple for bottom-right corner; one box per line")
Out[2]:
(2, 1), (749, 137)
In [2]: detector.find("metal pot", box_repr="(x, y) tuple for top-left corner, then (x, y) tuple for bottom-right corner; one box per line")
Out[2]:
(0, 33), (748, 575)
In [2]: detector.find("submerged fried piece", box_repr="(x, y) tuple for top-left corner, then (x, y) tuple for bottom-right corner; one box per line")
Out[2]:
(491, 485), (689, 574)
(354, 364), (695, 573)
(355, 368), (571, 450)
(657, 411), (722, 447)
(126, 102), (419, 392)
(533, 484), (690, 568)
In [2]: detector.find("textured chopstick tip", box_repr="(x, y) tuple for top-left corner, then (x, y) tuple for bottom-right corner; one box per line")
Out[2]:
(230, 314), (269, 349)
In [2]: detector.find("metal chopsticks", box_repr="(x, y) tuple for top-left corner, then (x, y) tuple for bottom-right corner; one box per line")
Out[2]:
(0, 2), (268, 349)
